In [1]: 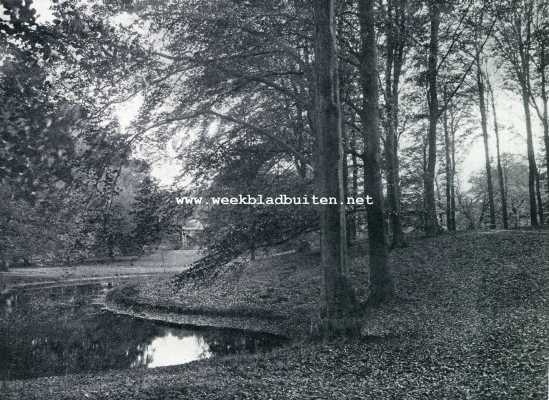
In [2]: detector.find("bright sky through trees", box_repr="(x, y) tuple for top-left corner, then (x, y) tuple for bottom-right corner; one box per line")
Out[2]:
(28, 0), (544, 189)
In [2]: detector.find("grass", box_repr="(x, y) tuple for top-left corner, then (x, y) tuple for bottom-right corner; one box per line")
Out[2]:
(0, 250), (201, 294)
(2, 230), (548, 399)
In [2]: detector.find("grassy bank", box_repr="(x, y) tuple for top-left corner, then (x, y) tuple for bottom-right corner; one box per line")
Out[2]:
(0, 250), (201, 295)
(3, 231), (548, 399)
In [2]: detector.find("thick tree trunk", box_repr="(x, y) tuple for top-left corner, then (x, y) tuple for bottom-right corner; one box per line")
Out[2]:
(313, 0), (354, 317)
(486, 73), (509, 229)
(477, 61), (496, 229)
(383, 0), (406, 248)
(424, 0), (440, 236)
(359, 0), (393, 304)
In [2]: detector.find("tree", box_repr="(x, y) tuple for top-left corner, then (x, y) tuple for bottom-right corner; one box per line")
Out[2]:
(313, 0), (354, 317)
(380, 0), (411, 247)
(359, 0), (393, 303)
(418, 0), (496, 235)
(493, 0), (541, 226)
(485, 69), (509, 228)
(131, 177), (162, 252)
(442, 85), (457, 231)
(531, 13), (549, 196)
(465, 155), (531, 229)
(423, 0), (441, 236)
(475, 57), (496, 229)
(183, 128), (318, 265)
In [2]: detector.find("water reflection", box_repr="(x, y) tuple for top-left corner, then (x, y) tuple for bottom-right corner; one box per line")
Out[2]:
(136, 331), (212, 368)
(0, 284), (284, 380)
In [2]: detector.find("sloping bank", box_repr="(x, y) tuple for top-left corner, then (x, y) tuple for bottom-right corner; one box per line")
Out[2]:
(2, 231), (548, 399)
(103, 252), (342, 338)
(104, 283), (291, 337)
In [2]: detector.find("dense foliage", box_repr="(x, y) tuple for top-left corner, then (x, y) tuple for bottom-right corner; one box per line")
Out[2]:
(1, 0), (547, 278)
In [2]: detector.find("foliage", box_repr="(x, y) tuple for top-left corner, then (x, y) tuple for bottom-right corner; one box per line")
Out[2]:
(463, 154), (539, 229)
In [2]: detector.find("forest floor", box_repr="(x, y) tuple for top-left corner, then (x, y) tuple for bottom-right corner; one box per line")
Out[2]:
(2, 230), (548, 399)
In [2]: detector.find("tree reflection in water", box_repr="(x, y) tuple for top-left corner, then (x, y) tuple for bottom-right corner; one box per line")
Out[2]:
(0, 284), (284, 380)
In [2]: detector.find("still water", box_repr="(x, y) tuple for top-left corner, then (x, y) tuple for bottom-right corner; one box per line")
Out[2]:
(0, 284), (284, 380)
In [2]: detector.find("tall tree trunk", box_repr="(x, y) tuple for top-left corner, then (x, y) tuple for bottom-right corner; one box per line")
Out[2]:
(477, 60), (496, 229)
(359, 0), (393, 304)
(385, 108), (404, 246)
(486, 71), (509, 229)
(435, 175), (444, 226)
(517, 12), (539, 226)
(313, 0), (354, 317)
(443, 91), (454, 232)
(343, 142), (353, 246)
(450, 114), (456, 230)
(521, 87), (539, 226)
(535, 170), (544, 225)
(349, 136), (358, 242)
(541, 45), (549, 195)
(337, 14), (355, 247)
(424, 0), (440, 236)
(383, 0), (406, 248)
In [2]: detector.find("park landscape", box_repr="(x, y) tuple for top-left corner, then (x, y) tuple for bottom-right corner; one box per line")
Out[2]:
(0, 0), (548, 399)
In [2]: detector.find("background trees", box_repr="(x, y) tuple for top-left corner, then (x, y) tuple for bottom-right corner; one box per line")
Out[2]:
(1, 0), (547, 304)
(493, 0), (546, 227)
(0, 0), (182, 267)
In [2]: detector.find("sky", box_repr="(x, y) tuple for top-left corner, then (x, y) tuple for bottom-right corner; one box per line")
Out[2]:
(33, 0), (54, 23)
(29, 0), (544, 189)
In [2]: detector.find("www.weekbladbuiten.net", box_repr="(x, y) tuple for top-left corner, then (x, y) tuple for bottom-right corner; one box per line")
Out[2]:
(175, 194), (374, 206)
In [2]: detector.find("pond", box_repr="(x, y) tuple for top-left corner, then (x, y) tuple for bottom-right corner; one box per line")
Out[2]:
(0, 283), (285, 381)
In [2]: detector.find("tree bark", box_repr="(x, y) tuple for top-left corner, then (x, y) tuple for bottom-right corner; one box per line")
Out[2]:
(521, 87), (539, 226)
(359, 0), (393, 304)
(443, 89), (454, 232)
(349, 136), (358, 242)
(424, 0), (440, 236)
(383, 0), (406, 248)
(341, 117), (349, 205)
(476, 59), (496, 229)
(450, 115), (456, 230)
(540, 44), (549, 196)
(535, 169), (544, 224)
(517, 11), (539, 226)
(486, 71), (509, 229)
(313, 0), (354, 317)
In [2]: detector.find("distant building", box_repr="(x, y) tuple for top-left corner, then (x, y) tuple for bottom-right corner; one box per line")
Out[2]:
(180, 218), (205, 249)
